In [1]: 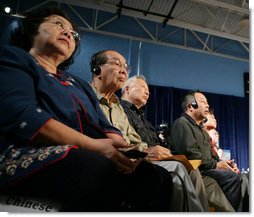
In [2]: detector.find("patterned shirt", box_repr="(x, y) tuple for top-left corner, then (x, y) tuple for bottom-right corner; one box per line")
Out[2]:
(120, 100), (160, 147)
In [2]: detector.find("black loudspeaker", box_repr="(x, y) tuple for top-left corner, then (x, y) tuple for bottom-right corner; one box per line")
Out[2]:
(187, 90), (198, 109)
(90, 52), (101, 75)
(203, 117), (208, 123)
(92, 66), (101, 75)
(191, 100), (198, 109)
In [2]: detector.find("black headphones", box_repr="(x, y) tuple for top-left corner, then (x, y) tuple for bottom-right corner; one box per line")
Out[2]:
(191, 98), (198, 109)
(90, 53), (101, 76)
(188, 90), (199, 109)
(90, 50), (110, 76)
(92, 66), (101, 76)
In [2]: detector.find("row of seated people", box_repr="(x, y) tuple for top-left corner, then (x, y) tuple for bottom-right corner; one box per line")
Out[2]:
(202, 108), (249, 211)
(0, 7), (248, 212)
(90, 49), (248, 212)
(0, 8), (174, 212)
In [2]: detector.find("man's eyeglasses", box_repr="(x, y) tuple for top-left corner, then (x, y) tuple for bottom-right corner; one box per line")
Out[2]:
(105, 58), (131, 74)
(44, 17), (81, 44)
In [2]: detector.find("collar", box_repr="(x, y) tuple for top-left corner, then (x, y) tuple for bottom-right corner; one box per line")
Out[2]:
(182, 113), (204, 129)
(121, 100), (145, 115)
(91, 85), (119, 106)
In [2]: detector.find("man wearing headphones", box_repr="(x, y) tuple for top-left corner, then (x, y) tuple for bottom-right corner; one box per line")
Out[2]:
(121, 76), (237, 212)
(169, 91), (245, 211)
(90, 50), (148, 149)
(89, 50), (212, 212)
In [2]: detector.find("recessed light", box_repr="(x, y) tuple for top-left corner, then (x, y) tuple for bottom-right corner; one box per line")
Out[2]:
(4, 6), (11, 14)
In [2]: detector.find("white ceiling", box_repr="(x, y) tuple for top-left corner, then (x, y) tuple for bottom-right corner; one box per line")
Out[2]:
(55, 0), (249, 43)
(52, 0), (249, 61)
(1, 0), (249, 61)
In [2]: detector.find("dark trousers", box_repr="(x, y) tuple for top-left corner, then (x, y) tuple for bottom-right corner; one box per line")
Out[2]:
(201, 169), (242, 211)
(2, 148), (172, 211)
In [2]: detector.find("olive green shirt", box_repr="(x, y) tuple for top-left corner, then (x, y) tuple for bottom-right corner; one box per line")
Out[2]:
(92, 87), (148, 150)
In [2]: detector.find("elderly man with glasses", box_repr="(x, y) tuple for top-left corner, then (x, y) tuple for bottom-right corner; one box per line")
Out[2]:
(89, 49), (210, 212)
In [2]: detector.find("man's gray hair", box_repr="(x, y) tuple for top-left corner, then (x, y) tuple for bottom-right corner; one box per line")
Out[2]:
(121, 75), (147, 95)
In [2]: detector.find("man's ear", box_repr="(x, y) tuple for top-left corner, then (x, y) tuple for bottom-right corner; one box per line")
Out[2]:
(125, 86), (130, 94)
(97, 73), (102, 79)
(187, 103), (193, 110)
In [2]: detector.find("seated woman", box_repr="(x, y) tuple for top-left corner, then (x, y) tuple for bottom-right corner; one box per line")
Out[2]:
(0, 7), (172, 211)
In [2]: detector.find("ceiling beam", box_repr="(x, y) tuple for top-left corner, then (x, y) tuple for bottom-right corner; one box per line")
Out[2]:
(144, 0), (154, 16)
(96, 14), (118, 29)
(191, 0), (249, 15)
(190, 30), (212, 52)
(52, 0), (249, 43)
(162, 0), (179, 27)
(67, 4), (92, 30)
(24, 0), (50, 12)
(79, 26), (248, 62)
(240, 42), (249, 52)
(134, 18), (156, 41)
(166, 19), (249, 43)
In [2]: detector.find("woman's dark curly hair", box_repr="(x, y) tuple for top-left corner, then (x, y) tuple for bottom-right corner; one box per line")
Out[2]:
(10, 7), (80, 70)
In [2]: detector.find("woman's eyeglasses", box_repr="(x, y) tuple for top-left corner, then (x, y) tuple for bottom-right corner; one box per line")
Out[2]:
(44, 17), (80, 44)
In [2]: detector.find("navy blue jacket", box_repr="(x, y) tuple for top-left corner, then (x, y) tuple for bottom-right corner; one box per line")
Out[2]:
(0, 46), (121, 187)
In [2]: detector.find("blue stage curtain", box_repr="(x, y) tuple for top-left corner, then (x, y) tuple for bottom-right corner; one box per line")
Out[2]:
(145, 85), (249, 170)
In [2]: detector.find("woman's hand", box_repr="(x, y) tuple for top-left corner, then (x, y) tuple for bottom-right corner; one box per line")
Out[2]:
(89, 138), (141, 174)
(33, 119), (140, 174)
(106, 133), (130, 149)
